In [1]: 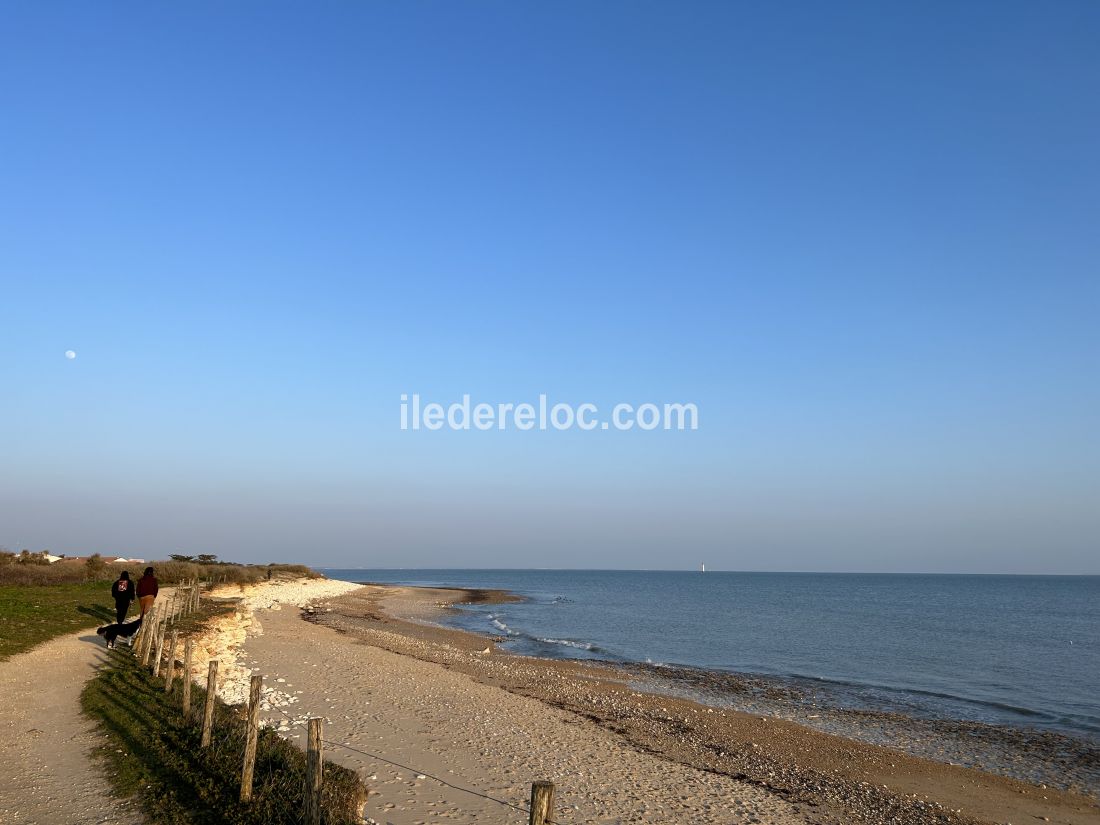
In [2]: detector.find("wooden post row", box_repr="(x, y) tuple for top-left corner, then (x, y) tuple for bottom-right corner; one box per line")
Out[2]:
(240, 674), (262, 802)
(201, 660), (219, 748)
(529, 782), (555, 825)
(140, 609), (156, 666)
(152, 621), (167, 678)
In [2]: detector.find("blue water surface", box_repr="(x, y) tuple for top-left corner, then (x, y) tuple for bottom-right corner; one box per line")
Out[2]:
(320, 569), (1100, 738)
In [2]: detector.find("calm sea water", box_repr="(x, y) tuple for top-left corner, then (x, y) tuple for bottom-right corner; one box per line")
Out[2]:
(320, 569), (1100, 739)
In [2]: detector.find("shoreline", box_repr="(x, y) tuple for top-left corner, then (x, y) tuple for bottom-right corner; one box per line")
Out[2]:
(228, 579), (808, 824)
(317, 582), (1098, 824)
(202, 578), (1099, 824)
(362, 580), (1099, 794)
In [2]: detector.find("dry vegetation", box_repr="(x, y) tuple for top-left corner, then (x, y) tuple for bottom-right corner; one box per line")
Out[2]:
(0, 550), (318, 587)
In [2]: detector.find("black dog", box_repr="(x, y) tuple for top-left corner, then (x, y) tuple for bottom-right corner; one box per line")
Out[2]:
(96, 617), (143, 649)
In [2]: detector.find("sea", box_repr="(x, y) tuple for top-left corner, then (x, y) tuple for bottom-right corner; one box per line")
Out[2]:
(319, 569), (1100, 741)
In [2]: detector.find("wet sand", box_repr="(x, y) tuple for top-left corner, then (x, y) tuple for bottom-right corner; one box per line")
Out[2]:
(623, 663), (1099, 796)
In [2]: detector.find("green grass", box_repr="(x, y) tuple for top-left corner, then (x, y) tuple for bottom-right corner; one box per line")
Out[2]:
(82, 642), (366, 824)
(0, 581), (117, 659)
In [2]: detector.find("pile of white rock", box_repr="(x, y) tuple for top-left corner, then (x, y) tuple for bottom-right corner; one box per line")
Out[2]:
(192, 577), (363, 706)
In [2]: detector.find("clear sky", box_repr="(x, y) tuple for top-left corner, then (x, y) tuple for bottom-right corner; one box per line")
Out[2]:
(1, 2), (1097, 573)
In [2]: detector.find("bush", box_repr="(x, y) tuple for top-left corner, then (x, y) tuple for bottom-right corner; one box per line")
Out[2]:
(85, 553), (108, 577)
(0, 557), (115, 586)
(18, 550), (50, 566)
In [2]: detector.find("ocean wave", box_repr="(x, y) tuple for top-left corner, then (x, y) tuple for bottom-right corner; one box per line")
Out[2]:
(537, 637), (599, 651)
(487, 614), (520, 636)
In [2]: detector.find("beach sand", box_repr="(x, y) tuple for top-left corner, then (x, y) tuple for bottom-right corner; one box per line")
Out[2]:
(201, 580), (1100, 825)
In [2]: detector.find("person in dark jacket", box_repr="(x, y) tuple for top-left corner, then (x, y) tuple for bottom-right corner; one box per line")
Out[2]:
(137, 567), (159, 617)
(111, 571), (136, 623)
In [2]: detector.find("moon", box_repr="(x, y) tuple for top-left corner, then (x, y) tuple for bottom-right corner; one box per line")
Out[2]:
(65, 350), (76, 360)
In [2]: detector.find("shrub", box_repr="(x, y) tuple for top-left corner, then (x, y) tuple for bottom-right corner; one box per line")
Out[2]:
(85, 553), (108, 577)
(0, 556), (323, 587)
(17, 550), (50, 566)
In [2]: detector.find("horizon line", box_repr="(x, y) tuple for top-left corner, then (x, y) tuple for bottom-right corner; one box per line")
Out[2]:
(314, 566), (1100, 577)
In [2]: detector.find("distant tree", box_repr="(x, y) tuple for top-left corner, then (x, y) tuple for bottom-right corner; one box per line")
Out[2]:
(195, 554), (218, 564)
(85, 553), (107, 577)
(169, 554), (195, 562)
(0, 551), (14, 567)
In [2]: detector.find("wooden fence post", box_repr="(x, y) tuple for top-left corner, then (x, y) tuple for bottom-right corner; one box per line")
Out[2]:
(182, 638), (193, 714)
(304, 717), (323, 825)
(152, 621), (167, 677)
(133, 613), (147, 658)
(529, 781), (554, 825)
(201, 660), (219, 747)
(140, 611), (156, 666)
(240, 674), (263, 802)
(164, 631), (179, 692)
(149, 614), (163, 664)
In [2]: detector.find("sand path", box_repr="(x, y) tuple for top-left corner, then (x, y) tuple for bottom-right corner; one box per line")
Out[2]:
(242, 603), (809, 825)
(0, 629), (144, 824)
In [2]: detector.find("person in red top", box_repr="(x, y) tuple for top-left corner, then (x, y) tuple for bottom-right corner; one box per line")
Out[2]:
(111, 571), (136, 623)
(136, 566), (159, 617)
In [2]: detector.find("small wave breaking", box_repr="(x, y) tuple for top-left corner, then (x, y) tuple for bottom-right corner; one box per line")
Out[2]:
(537, 637), (599, 651)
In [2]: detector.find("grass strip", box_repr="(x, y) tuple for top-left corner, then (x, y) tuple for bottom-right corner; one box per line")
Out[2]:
(0, 581), (116, 659)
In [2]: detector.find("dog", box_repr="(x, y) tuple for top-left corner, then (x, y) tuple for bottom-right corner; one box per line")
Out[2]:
(96, 617), (143, 649)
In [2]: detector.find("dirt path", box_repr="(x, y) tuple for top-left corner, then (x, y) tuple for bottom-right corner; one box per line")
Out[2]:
(0, 629), (144, 824)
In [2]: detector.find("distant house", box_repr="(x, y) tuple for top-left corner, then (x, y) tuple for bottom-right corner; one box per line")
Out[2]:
(112, 557), (146, 564)
(41, 552), (63, 564)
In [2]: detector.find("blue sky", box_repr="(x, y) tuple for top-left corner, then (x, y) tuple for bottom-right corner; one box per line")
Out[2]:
(1, 2), (1097, 572)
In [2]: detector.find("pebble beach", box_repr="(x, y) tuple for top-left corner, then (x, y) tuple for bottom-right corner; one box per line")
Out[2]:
(192, 577), (1100, 825)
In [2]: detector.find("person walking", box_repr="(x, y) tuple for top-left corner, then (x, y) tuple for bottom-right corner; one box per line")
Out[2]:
(137, 566), (159, 617)
(111, 571), (136, 623)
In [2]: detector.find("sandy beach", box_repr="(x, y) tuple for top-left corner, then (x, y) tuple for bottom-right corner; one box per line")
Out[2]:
(199, 578), (1100, 825)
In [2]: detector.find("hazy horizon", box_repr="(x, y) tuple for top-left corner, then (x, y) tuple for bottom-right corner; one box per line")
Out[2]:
(317, 567), (1099, 577)
(2, 3), (1098, 575)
